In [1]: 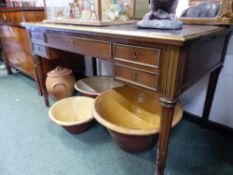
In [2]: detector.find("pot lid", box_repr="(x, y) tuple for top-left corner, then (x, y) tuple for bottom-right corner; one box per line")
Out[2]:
(47, 66), (73, 77)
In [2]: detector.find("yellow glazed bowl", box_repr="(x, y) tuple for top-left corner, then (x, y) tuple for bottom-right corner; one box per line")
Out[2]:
(93, 86), (183, 152)
(49, 96), (95, 134)
(74, 76), (124, 98)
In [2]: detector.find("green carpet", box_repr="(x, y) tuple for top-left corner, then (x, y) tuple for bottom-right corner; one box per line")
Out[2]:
(0, 67), (233, 175)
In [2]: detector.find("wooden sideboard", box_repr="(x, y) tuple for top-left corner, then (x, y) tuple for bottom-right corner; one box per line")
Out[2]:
(22, 22), (232, 175)
(0, 7), (44, 93)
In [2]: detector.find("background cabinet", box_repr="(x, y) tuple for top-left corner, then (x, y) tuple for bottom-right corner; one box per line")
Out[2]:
(0, 8), (45, 78)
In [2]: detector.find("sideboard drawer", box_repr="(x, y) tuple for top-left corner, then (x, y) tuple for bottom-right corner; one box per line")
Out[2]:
(114, 44), (160, 67)
(47, 34), (111, 60)
(31, 31), (45, 43)
(115, 65), (158, 91)
(2, 11), (23, 25)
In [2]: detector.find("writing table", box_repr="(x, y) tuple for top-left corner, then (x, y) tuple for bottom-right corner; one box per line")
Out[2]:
(22, 22), (232, 175)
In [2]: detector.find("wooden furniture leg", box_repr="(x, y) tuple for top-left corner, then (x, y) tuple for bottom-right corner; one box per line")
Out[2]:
(33, 55), (50, 107)
(2, 51), (13, 75)
(92, 57), (97, 76)
(202, 30), (232, 128)
(156, 98), (177, 175)
(202, 68), (222, 128)
(33, 60), (43, 96)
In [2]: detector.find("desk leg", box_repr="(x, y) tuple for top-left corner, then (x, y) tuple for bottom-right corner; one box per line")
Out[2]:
(2, 51), (13, 75)
(156, 98), (177, 175)
(202, 30), (232, 127)
(92, 57), (97, 76)
(33, 55), (50, 107)
(202, 67), (222, 128)
(33, 58), (43, 96)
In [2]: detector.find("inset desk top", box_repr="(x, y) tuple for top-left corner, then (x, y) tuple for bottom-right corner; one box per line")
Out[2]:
(22, 22), (226, 45)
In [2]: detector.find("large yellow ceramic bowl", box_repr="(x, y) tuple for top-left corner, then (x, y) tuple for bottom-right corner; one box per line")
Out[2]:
(74, 76), (124, 98)
(93, 86), (183, 152)
(49, 96), (95, 134)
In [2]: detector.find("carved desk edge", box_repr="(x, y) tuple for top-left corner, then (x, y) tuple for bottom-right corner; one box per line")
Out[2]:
(22, 22), (227, 44)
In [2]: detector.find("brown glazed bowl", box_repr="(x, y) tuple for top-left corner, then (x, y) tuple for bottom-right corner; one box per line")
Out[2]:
(92, 86), (183, 153)
(74, 76), (124, 98)
(49, 96), (95, 134)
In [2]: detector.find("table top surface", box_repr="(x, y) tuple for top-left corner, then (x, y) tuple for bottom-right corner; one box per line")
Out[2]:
(23, 22), (226, 44)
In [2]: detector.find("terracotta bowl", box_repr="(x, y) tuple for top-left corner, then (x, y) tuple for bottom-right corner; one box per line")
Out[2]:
(92, 86), (183, 153)
(74, 76), (124, 98)
(49, 96), (95, 134)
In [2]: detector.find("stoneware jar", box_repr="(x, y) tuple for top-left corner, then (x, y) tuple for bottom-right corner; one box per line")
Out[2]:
(46, 66), (76, 101)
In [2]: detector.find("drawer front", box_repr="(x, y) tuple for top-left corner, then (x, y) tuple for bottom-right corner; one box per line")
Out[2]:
(31, 31), (45, 43)
(33, 44), (48, 57)
(1, 12), (23, 25)
(115, 65), (158, 91)
(47, 34), (111, 60)
(114, 44), (160, 67)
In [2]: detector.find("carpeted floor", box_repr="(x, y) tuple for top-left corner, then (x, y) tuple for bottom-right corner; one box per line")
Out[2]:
(0, 65), (233, 175)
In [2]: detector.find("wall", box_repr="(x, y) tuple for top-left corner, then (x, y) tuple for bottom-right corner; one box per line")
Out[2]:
(135, 0), (149, 18)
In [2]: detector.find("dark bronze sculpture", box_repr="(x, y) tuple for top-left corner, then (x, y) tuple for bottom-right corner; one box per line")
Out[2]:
(144, 0), (179, 20)
(137, 0), (182, 30)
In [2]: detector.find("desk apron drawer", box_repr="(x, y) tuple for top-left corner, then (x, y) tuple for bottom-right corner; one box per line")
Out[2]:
(114, 44), (160, 67)
(33, 44), (48, 57)
(114, 64), (158, 91)
(31, 31), (45, 43)
(32, 44), (58, 59)
(46, 34), (111, 60)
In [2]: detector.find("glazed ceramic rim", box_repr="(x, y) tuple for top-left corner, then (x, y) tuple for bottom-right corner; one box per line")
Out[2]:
(74, 76), (124, 97)
(92, 89), (183, 136)
(49, 96), (94, 127)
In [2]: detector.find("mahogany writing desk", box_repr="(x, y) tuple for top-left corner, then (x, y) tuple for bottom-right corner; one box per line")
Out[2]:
(23, 23), (232, 175)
